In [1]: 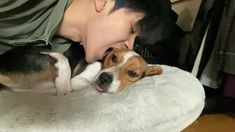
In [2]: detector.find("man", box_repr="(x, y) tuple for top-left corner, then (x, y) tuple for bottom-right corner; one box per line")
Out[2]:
(0, 0), (172, 63)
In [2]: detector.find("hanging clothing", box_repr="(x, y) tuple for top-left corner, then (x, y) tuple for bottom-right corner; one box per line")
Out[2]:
(223, 74), (235, 98)
(200, 0), (235, 89)
(183, 0), (218, 72)
(217, 0), (235, 74)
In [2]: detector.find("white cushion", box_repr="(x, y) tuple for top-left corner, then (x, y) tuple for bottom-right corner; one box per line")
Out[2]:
(0, 65), (205, 132)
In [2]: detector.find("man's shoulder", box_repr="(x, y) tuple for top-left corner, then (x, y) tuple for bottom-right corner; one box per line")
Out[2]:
(0, 0), (73, 47)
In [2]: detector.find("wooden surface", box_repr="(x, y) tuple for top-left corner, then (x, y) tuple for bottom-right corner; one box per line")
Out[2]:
(183, 114), (235, 132)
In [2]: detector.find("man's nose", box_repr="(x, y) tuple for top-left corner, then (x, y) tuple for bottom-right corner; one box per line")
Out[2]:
(112, 35), (137, 50)
(124, 35), (136, 49)
(118, 39), (135, 49)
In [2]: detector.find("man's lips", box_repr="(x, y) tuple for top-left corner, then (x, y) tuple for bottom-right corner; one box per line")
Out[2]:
(103, 51), (110, 58)
(101, 48), (114, 60)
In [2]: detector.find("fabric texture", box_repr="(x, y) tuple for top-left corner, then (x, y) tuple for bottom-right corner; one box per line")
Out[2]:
(0, 0), (73, 55)
(217, 0), (235, 74)
(183, 0), (216, 72)
(0, 65), (205, 132)
(199, 0), (235, 89)
(185, 0), (235, 90)
(223, 74), (235, 98)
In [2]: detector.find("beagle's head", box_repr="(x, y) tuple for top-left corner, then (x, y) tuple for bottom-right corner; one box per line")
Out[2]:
(94, 49), (162, 93)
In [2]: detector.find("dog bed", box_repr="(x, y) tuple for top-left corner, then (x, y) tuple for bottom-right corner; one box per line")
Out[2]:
(0, 65), (205, 132)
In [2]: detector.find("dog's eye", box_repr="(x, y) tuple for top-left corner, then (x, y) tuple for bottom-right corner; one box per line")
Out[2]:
(111, 54), (118, 63)
(128, 70), (138, 78)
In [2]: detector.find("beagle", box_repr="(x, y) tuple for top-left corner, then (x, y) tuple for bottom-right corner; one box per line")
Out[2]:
(71, 48), (163, 93)
(0, 46), (162, 95)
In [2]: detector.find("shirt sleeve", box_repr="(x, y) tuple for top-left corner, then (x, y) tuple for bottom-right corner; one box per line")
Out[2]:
(0, 0), (73, 54)
(0, 0), (60, 44)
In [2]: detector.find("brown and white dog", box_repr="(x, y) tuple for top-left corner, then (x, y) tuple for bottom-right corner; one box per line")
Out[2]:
(71, 48), (163, 93)
(0, 46), (162, 95)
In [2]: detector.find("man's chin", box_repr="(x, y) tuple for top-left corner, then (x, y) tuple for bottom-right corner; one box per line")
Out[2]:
(85, 56), (95, 63)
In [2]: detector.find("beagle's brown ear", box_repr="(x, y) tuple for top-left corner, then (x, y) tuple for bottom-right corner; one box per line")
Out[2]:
(145, 65), (163, 77)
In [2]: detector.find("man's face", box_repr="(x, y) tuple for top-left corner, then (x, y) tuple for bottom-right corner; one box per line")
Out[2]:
(83, 1), (144, 63)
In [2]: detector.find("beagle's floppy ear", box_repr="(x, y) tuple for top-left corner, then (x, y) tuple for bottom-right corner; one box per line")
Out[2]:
(94, 0), (107, 12)
(145, 65), (163, 77)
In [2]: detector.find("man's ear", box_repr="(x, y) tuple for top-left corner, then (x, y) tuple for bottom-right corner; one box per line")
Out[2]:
(94, 0), (107, 12)
(145, 65), (163, 77)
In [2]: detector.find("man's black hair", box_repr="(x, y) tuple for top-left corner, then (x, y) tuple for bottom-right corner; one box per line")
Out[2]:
(112, 0), (176, 45)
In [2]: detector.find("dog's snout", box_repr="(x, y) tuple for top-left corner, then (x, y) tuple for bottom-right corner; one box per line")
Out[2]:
(99, 72), (113, 85)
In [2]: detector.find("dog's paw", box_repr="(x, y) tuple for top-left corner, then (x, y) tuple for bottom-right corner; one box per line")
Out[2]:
(47, 52), (72, 96)
(56, 87), (72, 96)
(55, 77), (72, 96)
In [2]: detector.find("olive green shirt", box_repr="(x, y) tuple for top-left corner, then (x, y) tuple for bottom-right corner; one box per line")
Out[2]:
(0, 0), (73, 55)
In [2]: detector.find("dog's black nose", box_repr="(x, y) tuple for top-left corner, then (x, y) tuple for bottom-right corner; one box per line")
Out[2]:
(99, 72), (113, 85)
